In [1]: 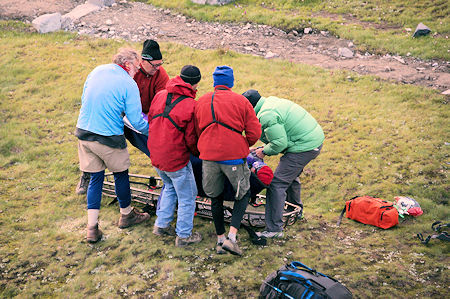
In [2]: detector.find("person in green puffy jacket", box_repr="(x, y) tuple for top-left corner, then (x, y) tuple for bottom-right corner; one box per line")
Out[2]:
(242, 90), (325, 238)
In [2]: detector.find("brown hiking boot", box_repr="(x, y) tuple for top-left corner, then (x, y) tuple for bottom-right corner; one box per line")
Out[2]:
(153, 225), (176, 236)
(87, 224), (102, 243)
(222, 238), (243, 256)
(118, 208), (150, 229)
(76, 172), (90, 195)
(216, 242), (228, 254)
(175, 232), (202, 247)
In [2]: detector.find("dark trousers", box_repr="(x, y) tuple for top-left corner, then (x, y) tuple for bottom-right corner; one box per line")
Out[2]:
(211, 190), (250, 236)
(124, 126), (150, 157)
(265, 145), (322, 232)
(87, 170), (131, 209)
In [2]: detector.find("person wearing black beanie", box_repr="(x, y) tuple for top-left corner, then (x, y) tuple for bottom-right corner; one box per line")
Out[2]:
(180, 65), (202, 86)
(147, 64), (203, 248)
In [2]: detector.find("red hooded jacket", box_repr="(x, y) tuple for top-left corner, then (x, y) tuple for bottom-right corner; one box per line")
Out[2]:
(147, 76), (199, 172)
(195, 86), (261, 161)
(134, 66), (169, 114)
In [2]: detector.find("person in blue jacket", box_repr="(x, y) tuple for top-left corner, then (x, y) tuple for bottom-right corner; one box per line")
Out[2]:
(75, 48), (151, 243)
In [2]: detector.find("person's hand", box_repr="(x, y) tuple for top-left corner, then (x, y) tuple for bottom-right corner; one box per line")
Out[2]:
(255, 148), (265, 159)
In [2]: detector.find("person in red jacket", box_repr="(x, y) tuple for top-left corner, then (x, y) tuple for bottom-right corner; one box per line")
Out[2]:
(75, 40), (169, 195)
(148, 65), (202, 248)
(195, 65), (262, 256)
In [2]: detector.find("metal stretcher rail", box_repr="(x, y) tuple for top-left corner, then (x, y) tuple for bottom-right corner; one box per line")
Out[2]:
(102, 173), (302, 228)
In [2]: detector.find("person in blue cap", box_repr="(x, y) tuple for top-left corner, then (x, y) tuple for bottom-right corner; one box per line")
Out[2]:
(195, 66), (262, 256)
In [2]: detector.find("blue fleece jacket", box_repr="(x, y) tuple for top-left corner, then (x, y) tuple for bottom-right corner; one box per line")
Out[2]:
(76, 64), (148, 136)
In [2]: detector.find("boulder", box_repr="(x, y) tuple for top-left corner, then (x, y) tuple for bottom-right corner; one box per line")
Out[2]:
(190, 0), (234, 5)
(338, 47), (353, 58)
(62, 3), (102, 29)
(413, 23), (431, 38)
(32, 13), (61, 33)
(87, 0), (115, 6)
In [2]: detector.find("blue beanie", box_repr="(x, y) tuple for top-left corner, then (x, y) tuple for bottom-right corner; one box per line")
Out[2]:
(213, 65), (234, 88)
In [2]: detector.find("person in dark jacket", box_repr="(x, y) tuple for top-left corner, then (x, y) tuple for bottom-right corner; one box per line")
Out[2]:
(195, 66), (262, 256)
(148, 65), (202, 248)
(76, 48), (151, 243)
(243, 89), (325, 238)
(75, 40), (169, 194)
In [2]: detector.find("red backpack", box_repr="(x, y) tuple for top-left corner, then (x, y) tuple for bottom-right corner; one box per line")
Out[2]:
(337, 196), (399, 229)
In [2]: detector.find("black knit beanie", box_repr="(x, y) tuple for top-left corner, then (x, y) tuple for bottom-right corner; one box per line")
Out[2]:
(242, 89), (261, 107)
(180, 65), (201, 85)
(141, 39), (162, 61)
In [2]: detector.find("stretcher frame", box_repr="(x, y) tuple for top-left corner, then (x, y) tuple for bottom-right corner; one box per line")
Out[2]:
(102, 173), (302, 228)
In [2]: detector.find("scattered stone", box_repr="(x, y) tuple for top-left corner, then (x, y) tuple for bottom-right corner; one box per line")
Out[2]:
(413, 23), (431, 38)
(393, 56), (406, 64)
(416, 67), (426, 72)
(320, 30), (328, 36)
(190, 0), (234, 5)
(32, 13), (61, 33)
(105, 19), (113, 25)
(442, 89), (450, 95)
(304, 27), (312, 34)
(385, 66), (393, 72)
(244, 46), (253, 51)
(405, 28), (412, 32)
(264, 51), (278, 59)
(338, 47), (353, 58)
(348, 42), (354, 48)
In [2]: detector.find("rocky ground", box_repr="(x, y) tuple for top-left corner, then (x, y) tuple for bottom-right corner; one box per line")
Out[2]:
(1, 0), (449, 92)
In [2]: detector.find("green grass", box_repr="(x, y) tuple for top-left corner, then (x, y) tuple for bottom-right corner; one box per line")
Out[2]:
(140, 0), (450, 60)
(0, 21), (449, 298)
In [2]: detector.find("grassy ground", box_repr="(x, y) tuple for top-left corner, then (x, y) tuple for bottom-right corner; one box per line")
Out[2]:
(0, 21), (449, 298)
(141, 0), (450, 60)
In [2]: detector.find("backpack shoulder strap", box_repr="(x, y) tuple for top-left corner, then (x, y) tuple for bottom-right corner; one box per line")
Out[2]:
(152, 93), (189, 132)
(201, 89), (243, 135)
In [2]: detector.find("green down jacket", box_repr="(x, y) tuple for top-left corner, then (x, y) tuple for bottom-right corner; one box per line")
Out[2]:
(254, 96), (325, 156)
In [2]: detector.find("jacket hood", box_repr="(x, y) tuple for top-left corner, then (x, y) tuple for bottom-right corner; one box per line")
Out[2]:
(166, 76), (197, 98)
(254, 96), (265, 114)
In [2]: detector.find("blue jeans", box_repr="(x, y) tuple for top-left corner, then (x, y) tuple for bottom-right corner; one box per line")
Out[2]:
(155, 162), (197, 238)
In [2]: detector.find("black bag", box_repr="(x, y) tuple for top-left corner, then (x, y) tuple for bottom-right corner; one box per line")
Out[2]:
(259, 261), (352, 299)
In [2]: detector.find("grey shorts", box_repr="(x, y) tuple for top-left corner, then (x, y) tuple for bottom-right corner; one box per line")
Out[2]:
(202, 160), (250, 200)
(77, 140), (130, 173)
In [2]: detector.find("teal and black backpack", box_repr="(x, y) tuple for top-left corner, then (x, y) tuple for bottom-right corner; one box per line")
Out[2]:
(259, 261), (352, 299)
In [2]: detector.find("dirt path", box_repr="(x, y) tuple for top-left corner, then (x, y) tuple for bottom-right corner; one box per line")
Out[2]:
(1, 0), (449, 92)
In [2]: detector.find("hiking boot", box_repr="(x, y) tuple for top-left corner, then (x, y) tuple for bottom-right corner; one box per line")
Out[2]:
(76, 172), (90, 195)
(216, 242), (228, 254)
(118, 208), (150, 229)
(86, 224), (102, 243)
(222, 238), (243, 256)
(256, 231), (284, 238)
(175, 232), (202, 248)
(153, 225), (176, 236)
